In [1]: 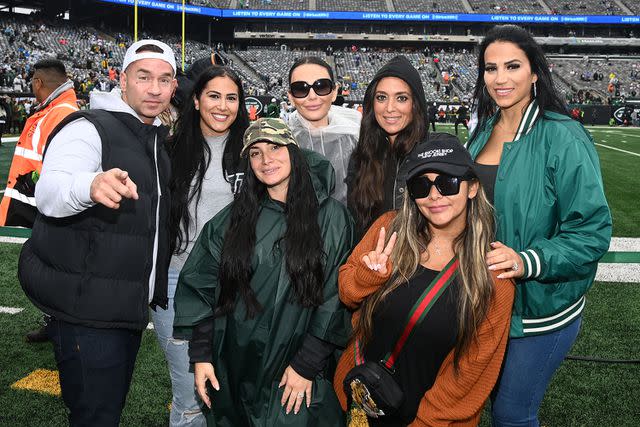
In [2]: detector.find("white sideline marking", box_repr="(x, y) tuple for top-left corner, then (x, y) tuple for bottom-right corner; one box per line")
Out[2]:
(2, 136), (19, 143)
(596, 263), (640, 283)
(595, 143), (640, 157)
(0, 306), (24, 314)
(609, 237), (640, 252)
(0, 236), (27, 244)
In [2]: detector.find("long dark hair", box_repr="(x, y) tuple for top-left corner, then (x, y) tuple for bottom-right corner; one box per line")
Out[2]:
(355, 180), (496, 370)
(348, 80), (427, 231)
(216, 145), (325, 318)
(288, 56), (335, 83)
(168, 65), (249, 254)
(470, 25), (568, 139)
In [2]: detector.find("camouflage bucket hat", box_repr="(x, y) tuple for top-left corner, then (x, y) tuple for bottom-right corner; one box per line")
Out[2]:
(241, 118), (299, 157)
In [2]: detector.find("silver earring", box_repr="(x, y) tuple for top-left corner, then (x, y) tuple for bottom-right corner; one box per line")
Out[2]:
(533, 82), (537, 98)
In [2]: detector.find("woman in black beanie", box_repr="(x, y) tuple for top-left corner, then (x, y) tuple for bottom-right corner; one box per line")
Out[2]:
(347, 56), (457, 238)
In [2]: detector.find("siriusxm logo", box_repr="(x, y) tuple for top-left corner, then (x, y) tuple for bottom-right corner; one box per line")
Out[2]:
(417, 149), (453, 159)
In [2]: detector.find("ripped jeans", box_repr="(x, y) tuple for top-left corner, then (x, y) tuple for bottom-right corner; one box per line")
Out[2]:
(152, 269), (206, 427)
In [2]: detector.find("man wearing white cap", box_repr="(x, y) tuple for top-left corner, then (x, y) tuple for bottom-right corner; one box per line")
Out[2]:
(18, 40), (177, 426)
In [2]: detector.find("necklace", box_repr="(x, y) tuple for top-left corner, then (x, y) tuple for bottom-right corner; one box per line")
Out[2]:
(430, 236), (452, 256)
(434, 240), (442, 256)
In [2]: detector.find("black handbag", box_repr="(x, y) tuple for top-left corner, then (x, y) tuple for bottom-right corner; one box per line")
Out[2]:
(344, 358), (404, 418)
(343, 257), (459, 424)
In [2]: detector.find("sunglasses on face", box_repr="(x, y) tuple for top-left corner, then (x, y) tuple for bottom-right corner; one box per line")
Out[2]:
(289, 78), (334, 98)
(407, 174), (474, 199)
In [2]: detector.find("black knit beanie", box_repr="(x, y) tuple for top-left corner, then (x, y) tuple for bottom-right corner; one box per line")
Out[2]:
(364, 55), (428, 119)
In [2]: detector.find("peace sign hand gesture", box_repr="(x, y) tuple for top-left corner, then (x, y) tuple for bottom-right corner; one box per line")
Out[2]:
(361, 227), (397, 275)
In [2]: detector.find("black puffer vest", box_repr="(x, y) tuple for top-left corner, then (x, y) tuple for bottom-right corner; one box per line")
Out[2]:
(19, 110), (171, 330)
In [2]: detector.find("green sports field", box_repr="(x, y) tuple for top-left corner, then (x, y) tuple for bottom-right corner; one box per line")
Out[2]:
(0, 127), (639, 426)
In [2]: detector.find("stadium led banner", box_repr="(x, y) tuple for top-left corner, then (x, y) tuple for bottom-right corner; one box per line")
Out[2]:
(97, 0), (640, 24)
(98, 0), (219, 17)
(222, 10), (640, 25)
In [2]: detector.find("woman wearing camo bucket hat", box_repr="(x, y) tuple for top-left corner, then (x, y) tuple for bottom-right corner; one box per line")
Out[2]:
(173, 118), (354, 426)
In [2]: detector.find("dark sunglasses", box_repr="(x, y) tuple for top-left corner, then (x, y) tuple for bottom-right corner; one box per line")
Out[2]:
(407, 174), (474, 199)
(289, 78), (334, 98)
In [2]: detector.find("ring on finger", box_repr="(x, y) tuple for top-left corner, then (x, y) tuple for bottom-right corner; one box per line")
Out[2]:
(296, 391), (305, 399)
(512, 261), (519, 271)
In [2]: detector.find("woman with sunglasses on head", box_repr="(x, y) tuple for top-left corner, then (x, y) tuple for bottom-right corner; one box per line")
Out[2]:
(287, 56), (361, 205)
(173, 118), (354, 426)
(466, 25), (611, 426)
(334, 137), (515, 426)
(151, 64), (249, 427)
(347, 56), (459, 239)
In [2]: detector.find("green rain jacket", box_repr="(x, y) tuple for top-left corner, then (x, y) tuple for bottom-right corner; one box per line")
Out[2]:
(173, 149), (354, 426)
(468, 100), (612, 338)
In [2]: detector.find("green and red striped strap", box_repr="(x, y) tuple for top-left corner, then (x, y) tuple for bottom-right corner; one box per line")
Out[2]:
(354, 257), (459, 369)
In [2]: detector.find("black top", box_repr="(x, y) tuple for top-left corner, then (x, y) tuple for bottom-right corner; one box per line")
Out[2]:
(364, 267), (459, 426)
(474, 163), (499, 206)
(457, 105), (468, 120)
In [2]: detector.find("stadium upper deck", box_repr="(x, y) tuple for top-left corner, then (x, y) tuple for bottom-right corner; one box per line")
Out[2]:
(159, 0), (637, 16)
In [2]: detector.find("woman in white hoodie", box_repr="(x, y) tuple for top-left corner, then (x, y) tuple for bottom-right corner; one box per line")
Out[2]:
(287, 57), (361, 205)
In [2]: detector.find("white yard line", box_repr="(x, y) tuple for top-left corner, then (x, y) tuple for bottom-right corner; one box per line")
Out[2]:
(609, 237), (640, 252)
(2, 136), (19, 143)
(595, 143), (640, 157)
(596, 263), (640, 283)
(0, 236), (27, 244)
(0, 306), (24, 314)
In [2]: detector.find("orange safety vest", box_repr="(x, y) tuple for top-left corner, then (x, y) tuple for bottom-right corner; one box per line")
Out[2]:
(0, 88), (78, 226)
(249, 105), (257, 121)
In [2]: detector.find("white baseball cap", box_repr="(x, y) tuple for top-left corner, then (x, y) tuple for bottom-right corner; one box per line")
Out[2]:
(122, 39), (177, 76)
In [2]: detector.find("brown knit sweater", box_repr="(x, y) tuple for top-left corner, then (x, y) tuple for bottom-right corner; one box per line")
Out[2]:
(333, 211), (515, 427)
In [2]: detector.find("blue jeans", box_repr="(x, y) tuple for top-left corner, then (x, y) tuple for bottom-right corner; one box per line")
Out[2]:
(491, 316), (582, 427)
(47, 318), (142, 427)
(152, 269), (206, 427)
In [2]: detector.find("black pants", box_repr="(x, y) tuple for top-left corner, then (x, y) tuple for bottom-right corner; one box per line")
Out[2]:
(454, 118), (468, 134)
(47, 318), (142, 427)
(429, 119), (436, 132)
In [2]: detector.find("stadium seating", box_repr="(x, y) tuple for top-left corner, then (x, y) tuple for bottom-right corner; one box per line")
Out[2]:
(551, 57), (640, 100)
(393, 0), (468, 13)
(621, 0), (640, 14)
(316, 0), (387, 12)
(2, 13), (638, 104)
(160, 0), (639, 14)
(469, 0), (548, 14)
(236, 0), (309, 11)
(543, 0), (625, 15)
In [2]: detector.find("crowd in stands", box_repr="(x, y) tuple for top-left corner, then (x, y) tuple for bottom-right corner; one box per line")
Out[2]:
(552, 57), (640, 103)
(1, 13), (639, 109)
(394, 0), (466, 13)
(544, 0), (624, 15)
(470, 0), (546, 14)
(155, 0), (639, 15)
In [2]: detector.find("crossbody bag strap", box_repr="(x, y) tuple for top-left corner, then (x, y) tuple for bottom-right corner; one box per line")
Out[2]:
(354, 256), (459, 370)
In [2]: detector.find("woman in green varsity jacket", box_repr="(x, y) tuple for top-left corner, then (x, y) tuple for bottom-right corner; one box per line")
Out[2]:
(466, 25), (612, 427)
